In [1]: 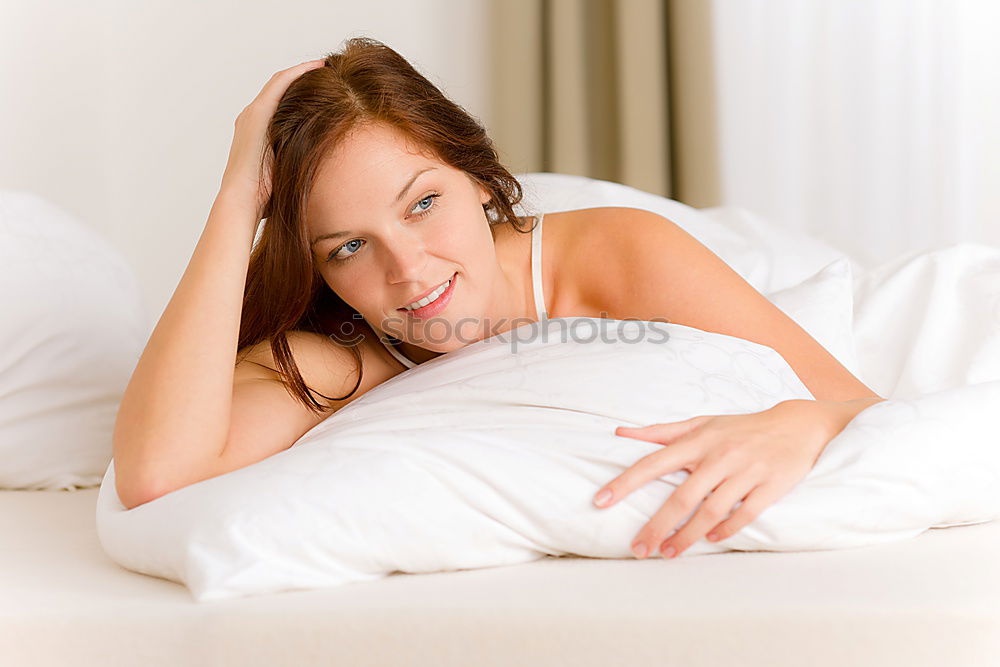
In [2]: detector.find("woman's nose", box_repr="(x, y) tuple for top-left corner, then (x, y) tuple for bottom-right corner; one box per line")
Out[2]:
(383, 239), (428, 284)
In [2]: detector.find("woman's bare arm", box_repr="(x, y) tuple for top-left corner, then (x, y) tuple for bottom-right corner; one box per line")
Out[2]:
(112, 59), (329, 509)
(112, 191), (261, 508)
(118, 327), (382, 510)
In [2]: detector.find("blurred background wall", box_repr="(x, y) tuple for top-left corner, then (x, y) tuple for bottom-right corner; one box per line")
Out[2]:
(0, 0), (494, 334)
(490, 0), (1000, 271)
(3, 0), (998, 335)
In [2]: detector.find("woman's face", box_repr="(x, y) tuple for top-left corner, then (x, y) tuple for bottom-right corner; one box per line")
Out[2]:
(306, 122), (500, 352)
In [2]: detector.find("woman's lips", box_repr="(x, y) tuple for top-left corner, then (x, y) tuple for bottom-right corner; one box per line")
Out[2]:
(397, 272), (457, 318)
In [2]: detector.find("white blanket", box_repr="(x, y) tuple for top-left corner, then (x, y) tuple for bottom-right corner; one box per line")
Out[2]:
(96, 175), (1000, 602)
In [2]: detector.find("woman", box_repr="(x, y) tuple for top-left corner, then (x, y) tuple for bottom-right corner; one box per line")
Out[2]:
(113, 37), (885, 561)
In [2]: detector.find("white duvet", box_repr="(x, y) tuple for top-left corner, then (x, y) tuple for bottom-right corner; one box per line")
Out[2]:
(96, 174), (1000, 602)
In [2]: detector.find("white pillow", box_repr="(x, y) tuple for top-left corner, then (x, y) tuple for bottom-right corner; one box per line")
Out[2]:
(698, 205), (856, 294)
(0, 191), (147, 490)
(97, 318), (812, 600)
(765, 257), (861, 378)
(95, 317), (1000, 602)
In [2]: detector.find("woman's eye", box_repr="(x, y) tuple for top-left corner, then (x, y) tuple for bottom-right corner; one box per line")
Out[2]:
(327, 239), (362, 263)
(411, 193), (440, 216)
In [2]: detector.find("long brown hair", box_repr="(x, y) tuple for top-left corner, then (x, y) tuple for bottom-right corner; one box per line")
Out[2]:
(236, 36), (532, 415)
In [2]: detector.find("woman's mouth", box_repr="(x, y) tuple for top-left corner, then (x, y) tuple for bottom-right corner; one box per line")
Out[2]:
(397, 272), (457, 319)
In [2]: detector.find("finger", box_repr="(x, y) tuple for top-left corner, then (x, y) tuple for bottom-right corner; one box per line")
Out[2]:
(593, 436), (702, 509)
(294, 58), (327, 70)
(264, 60), (325, 87)
(655, 474), (758, 558)
(615, 416), (710, 444)
(283, 59), (327, 73)
(254, 60), (327, 106)
(705, 479), (792, 544)
(629, 461), (728, 559)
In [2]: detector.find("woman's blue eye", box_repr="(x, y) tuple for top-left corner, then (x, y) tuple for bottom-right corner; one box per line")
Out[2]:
(328, 239), (362, 262)
(326, 193), (441, 264)
(412, 193), (438, 215)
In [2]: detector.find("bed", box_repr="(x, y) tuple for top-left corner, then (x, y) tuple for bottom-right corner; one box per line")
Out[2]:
(3, 488), (999, 665)
(2, 174), (998, 666)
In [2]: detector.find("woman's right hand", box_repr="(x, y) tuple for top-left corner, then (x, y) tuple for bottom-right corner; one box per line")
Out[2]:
(220, 58), (327, 222)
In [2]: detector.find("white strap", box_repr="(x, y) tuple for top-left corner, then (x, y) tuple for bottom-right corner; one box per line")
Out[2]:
(531, 212), (548, 321)
(382, 336), (416, 369)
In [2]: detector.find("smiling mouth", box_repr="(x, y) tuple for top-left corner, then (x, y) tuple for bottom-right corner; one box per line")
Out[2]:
(397, 272), (457, 314)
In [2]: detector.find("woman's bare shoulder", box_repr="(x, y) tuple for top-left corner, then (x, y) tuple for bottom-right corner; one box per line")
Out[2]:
(540, 207), (639, 319)
(553, 206), (686, 319)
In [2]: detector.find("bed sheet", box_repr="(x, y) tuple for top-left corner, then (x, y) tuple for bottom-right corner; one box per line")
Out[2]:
(4, 488), (998, 666)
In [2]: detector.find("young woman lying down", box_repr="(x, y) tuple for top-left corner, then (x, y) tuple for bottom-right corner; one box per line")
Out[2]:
(112, 37), (885, 563)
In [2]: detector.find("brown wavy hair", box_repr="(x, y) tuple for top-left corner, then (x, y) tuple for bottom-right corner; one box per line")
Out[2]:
(235, 36), (532, 416)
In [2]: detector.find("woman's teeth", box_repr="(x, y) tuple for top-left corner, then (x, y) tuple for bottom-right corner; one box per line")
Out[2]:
(403, 278), (451, 311)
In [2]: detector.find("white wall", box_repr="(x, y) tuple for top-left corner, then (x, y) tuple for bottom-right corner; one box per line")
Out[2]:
(0, 0), (492, 335)
(671, 0), (1000, 270)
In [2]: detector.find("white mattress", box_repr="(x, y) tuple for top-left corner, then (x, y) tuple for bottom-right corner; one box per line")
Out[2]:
(3, 488), (998, 666)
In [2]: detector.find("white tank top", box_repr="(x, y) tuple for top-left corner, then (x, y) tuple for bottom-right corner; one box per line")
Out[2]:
(379, 212), (548, 369)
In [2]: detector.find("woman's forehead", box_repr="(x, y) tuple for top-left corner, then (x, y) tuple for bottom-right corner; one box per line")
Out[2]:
(316, 125), (443, 189)
(329, 123), (438, 170)
(307, 158), (452, 236)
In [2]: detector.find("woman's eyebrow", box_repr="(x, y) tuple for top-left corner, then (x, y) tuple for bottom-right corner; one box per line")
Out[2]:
(393, 167), (436, 204)
(310, 167), (438, 247)
(311, 229), (352, 246)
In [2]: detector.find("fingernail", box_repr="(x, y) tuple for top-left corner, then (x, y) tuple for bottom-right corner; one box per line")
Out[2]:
(707, 533), (718, 541)
(662, 545), (676, 559)
(633, 542), (648, 558)
(594, 489), (612, 507)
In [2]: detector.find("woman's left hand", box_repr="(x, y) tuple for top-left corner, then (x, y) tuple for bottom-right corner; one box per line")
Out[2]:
(593, 399), (837, 560)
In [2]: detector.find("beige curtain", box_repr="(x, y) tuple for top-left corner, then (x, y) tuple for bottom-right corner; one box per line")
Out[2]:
(489, 0), (674, 198)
